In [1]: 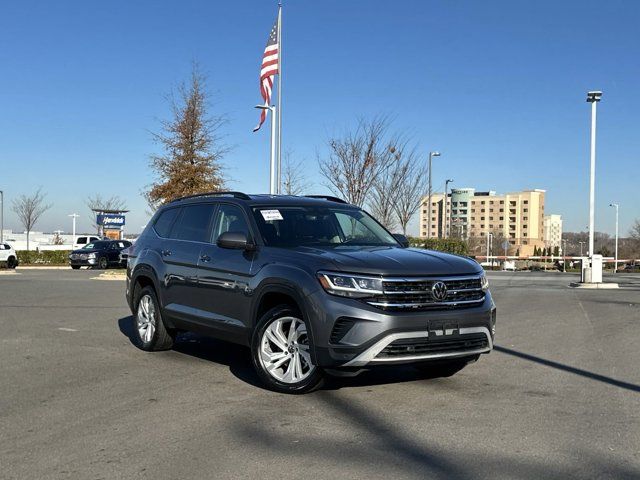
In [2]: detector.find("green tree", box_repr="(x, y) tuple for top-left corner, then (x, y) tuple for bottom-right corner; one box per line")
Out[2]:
(553, 246), (560, 256)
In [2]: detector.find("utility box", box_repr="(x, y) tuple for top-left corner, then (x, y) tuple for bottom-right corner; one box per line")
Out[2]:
(582, 255), (603, 283)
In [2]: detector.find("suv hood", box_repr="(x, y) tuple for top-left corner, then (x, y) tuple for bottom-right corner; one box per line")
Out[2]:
(289, 246), (481, 277)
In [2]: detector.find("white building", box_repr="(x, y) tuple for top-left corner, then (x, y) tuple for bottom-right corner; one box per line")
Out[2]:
(543, 214), (563, 251)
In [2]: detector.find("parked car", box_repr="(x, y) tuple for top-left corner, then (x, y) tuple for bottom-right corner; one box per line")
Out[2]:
(621, 264), (640, 273)
(69, 240), (131, 269)
(0, 243), (18, 269)
(502, 260), (516, 271)
(125, 192), (496, 393)
(73, 236), (102, 250)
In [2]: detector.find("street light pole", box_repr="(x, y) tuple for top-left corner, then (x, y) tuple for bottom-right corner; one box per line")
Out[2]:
(0, 190), (3, 243)
(610, 203), (619, 272)
(68, 213), (79, 240)
(444, 179), (453, 239)
(255, 105), (278, 194)
(426, 151), (441, 239)
(586, 91), (602, 259)
(579, 241), (585, 256)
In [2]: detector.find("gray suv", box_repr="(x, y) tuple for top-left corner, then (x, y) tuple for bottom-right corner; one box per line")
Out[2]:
(125, 192), (496, 393)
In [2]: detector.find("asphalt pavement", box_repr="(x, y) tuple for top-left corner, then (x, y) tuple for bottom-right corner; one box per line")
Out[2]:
(1, 268), (639, 479)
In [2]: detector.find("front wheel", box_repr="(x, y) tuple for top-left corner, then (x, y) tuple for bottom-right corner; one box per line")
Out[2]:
(7, 257), (17, 269)
(132, 286), (174, 351)
(98, 256), (108, 269)
(251, 305), (324, 394)
(71, 265), (81, 270)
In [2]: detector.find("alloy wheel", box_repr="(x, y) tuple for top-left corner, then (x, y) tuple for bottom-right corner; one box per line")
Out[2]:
(137, 294), (156, 343)
(259, 316), (315, 384)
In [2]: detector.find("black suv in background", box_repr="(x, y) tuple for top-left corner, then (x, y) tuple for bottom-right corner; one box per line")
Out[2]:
(125, 192), (496, 393)
(69, 240), (132, 269)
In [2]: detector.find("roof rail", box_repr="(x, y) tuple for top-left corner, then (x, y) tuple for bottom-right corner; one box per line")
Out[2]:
(171, 191), (251, 203)
(304, 195), (348, 204)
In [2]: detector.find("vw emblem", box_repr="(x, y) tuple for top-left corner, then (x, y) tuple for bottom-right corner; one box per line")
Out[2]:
(431, 281), (448, 301)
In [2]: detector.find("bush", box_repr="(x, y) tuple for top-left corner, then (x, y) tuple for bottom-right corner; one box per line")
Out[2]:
(17, 250), (70, 265)
(407, 237), (469, 256)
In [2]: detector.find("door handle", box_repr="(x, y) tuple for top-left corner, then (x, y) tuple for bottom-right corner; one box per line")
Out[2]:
(200, 254), (211, 263)
(161, 250), (172, 257)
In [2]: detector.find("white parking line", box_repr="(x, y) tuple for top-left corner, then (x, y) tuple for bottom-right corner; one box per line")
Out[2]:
(58, 327), (78, 332)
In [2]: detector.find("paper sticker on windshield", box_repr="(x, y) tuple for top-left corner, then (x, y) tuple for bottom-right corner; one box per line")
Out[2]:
(260, 209), (283, 221)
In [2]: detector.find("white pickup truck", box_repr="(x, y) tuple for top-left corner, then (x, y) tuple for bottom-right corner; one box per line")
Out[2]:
(0, 243), (18, 269)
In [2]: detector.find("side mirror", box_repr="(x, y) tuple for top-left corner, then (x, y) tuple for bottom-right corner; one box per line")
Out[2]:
(393, 233), (410, 248)
(217, 231), (255, 251)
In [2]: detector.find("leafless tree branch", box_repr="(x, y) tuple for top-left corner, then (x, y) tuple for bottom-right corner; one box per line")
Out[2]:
(11, 188), (51, 251)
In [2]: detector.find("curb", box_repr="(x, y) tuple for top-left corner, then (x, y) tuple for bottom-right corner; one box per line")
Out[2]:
(569, 282), (619, 289)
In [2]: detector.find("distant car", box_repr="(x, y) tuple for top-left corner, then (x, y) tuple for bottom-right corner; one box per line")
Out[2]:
(502, 260), (516, 271)
(621, 264), (640, 273)
(0, 243), (18, 269)
(73, 236), (102, 250)
(68, 240), (132, 270)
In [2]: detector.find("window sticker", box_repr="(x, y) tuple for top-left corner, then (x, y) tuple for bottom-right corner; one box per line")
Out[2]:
(260, 209), (284, 221)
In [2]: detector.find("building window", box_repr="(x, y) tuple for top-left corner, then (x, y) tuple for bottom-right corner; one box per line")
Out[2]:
(499, 216), (504, 221)
(500, 200), (504, 204)
(490, 208), (494, 212)
(489, 216), (494, 221)
(481, 209), (485, 213)
(524, 200), (529, 204)
(481, 201), (485, 205)
(523, 216), (528, 220)
(471, 209), (475, 213)
(523, 224), (528, 229)
(499, 208), (503, 212)
(523, 208), (528, 213)
(489, 224), (493, 229)
(524, 233), (528, 237)
(481, 217), (485, 221)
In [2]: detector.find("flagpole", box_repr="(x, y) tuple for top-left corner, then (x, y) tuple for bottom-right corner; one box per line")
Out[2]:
(276, 2), (283, 194)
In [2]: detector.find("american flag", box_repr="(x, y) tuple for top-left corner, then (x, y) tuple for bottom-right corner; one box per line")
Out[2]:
(253, 18), (279, 132)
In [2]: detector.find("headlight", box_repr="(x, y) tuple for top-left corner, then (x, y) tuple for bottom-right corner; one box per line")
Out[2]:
(88, 253), (96, 258)
(318, 272), (383, 298)
(480, 274), (489, 291)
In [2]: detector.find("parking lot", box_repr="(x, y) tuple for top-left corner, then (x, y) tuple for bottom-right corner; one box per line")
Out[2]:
(1, 269), (639, 479)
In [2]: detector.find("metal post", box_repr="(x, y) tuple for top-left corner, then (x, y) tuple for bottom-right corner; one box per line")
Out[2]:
(276, 3), (283, 194)
(588, 101), (596, 258)
(68, 214), (79, 240)
(579, 241), (584, 257)
(0, 190), (3, 243)
(270, 105), (278, 194)
(610, 203), (619, 272)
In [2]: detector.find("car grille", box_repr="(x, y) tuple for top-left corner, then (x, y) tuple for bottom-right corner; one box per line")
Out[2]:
(366, 275), (485, 311)
(376, 332), (489, 358)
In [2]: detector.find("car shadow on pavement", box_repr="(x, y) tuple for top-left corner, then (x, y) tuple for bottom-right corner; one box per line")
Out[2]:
(494, 345), (640, 393)
(117, 315), (264, 388)
(116, 315), (456, 392)
(230, 389), (640, 480)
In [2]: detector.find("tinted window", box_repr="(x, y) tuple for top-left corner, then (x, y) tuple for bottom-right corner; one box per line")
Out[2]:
(77, 237), (87, 244)
(85, 241), (110, 250)
(252, 207), (397, 248)
(212, 204), (250, 243)
(171, 204), (215, 242)
(154, 208), (180, 238)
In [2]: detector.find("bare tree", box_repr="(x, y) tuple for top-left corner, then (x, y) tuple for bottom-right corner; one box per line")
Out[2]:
(146, 63), (229, 209)
(86, 194), (127, 233)
(11, 188), (51, 251)
(631, 219), (640, 240)
(318, 116), (396, 207)
(392, 147), (427, 235)
(282, 150), (310, 196)
(368, 142), (407, 231)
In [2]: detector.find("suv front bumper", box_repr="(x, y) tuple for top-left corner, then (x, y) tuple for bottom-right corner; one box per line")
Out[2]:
(305, 289), (496, 368)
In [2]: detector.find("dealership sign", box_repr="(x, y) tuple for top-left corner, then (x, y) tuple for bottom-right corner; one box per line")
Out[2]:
(97, 214), (126, 228)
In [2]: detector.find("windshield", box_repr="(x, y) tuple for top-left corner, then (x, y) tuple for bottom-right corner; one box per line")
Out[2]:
(83, 241), (109, 250)
(252, 206), (399, 248)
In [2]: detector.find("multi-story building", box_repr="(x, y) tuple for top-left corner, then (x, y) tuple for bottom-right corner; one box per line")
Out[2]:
(420, 188), (546, 256)
(543, 214), (563, 251)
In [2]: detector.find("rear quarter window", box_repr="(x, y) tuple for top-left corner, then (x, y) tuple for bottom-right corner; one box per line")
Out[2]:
(153, 208), (181, 238)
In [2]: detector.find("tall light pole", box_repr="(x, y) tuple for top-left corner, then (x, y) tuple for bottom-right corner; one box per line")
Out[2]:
(610, 203), (619, 272)
(444, 179), (454, 239)
(426, 151), (441, 239)
(255, 104), (278, 194)
(0, 190), (3, 243)
(486, 232), (493, 267)
(586, 91), (602, 258)
(68, 213), (79, 240)
(562, 238), (568, 272)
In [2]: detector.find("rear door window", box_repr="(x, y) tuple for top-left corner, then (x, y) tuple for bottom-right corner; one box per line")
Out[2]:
(171, 204), (216, 242)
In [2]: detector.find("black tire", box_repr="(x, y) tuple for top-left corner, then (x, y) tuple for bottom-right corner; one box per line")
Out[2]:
(251, 305), (324, 394)
(71, 265), (81, 270)
(132, 285), (174, 351)
(7, 257), (16, 269)
(98, 256), (108, 269)
(413, 355), (480, 378)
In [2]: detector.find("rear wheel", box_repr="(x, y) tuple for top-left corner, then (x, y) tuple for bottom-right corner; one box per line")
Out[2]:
(252, 305), (324, 394)
(132, 286), (174, 351)
(413, 355), (480, 378)
(7, 257), (16, 269)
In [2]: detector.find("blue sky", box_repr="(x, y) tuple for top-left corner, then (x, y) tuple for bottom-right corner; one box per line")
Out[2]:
(0, 0), (638, 235)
